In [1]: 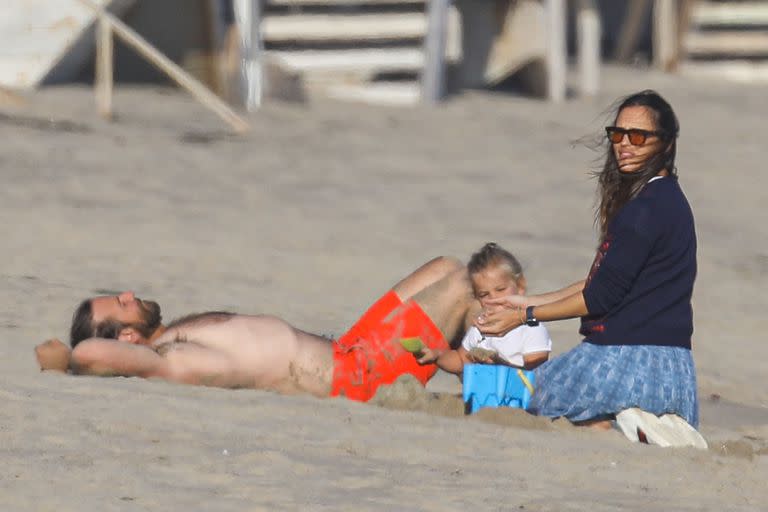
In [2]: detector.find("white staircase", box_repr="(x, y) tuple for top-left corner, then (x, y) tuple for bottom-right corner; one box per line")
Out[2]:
(679, 0), (768, 82)
(262, 0), (461, 105)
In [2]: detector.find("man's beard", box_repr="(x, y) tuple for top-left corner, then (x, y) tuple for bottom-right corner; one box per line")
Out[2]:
(135, 299), (162, 338)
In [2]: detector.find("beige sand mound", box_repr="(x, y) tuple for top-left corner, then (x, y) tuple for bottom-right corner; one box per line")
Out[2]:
(369, 374), (465, 417)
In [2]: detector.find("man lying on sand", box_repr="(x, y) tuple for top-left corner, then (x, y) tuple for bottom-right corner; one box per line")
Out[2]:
(35, 257), (479, 401)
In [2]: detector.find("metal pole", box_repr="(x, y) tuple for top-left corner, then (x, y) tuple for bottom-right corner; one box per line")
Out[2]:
(422, 0), (450, 105)
(234, 0), (264, 110)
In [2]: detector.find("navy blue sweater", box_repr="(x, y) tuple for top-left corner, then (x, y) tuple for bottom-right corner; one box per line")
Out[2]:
(580, 177), (696, 349)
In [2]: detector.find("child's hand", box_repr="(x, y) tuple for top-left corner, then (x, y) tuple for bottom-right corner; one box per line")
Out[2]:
(466, 347), (497, 364)
(415, 347), (439, 365)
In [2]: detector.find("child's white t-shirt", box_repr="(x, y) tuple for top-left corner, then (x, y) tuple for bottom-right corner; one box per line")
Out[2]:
(461, 324), (552, 367)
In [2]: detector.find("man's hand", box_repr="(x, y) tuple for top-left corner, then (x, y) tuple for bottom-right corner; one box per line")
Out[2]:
(34, 338), (71, 372)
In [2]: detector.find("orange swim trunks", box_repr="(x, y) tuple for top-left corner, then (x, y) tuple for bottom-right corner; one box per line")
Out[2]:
(330, 290), (449, 402)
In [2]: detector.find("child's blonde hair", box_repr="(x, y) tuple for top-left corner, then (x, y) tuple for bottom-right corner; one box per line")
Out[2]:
(467, 242), (523, 280)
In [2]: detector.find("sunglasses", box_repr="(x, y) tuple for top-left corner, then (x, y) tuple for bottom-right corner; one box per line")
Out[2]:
(605, 126), (662, 146)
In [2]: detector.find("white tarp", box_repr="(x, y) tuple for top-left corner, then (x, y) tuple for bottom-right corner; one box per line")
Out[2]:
(0, 0), (133, 89)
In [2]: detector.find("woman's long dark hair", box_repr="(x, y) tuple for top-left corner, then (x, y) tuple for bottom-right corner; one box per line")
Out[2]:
(594, 90), (679, 241)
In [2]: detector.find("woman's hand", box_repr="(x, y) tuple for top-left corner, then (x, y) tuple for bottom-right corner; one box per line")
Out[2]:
(484, 295), (529, 310)
(475, 296), (528, 336)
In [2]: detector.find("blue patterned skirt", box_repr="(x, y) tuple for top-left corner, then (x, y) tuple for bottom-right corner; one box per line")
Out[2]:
(529, 342), (699, 427)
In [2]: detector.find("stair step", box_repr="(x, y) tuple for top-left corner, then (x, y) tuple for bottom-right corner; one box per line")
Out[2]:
(691, 2), (768, 27)
(269, 0), (424, 5)
(679, 60), (768, 82)
(684, 30), (768, 57)
(262, 13), (427, 42)
(269, 44), (460, 73)
(270, 48), (424, 73)
(325, 81), (420, 105)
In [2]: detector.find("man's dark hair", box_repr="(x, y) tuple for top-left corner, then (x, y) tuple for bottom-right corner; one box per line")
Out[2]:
(70, 299), (95, 348)
(69, 299), (133, 348)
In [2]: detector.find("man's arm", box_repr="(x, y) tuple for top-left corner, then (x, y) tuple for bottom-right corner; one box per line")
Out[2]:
(70, 339), (169, 378)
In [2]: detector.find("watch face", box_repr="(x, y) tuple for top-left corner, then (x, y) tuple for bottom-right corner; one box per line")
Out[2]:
(526, 306), (539, 326)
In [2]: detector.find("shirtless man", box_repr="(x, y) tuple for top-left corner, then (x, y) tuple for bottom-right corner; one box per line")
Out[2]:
(35, 257), (478, 401)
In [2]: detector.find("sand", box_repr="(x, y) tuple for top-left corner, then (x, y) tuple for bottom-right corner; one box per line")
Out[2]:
(1, 65), (766, 510)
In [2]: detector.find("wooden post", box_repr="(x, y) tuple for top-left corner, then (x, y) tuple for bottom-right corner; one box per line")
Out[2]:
(615, 0), (651, 62)
(78, 0), (249, 133)
(654, 0), (677, 71)
(422, 0), (450, 105)
(576, 0), (600, 96)
(95, 14), (113, 119)
(203, 0), (229, 96)
(544, 0), (566, 102)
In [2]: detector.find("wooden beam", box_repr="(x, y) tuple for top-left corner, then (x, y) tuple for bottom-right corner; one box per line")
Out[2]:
(78, 0), (249, 133)
(544, 0), (567, 102)
(576, 0), (600, 96)
(422, 0), (450, 104)
(615, 0), (651, 62)
(653, 0), (677, 71)
(95, 14), (113, 120)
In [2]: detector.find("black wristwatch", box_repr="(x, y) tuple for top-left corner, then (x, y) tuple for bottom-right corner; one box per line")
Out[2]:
(525, 305), (540, 327)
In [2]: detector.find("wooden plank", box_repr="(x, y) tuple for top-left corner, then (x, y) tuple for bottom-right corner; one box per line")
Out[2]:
(262, 13), (427, 42)
(270, 48), (425, 73)
(421, 0), (450, 104)
(95, 14), (113, 119)
(577, 0), (600, 95)
(684, 31), (768, 57)
(269, 0), (425, 5)
(691, 2), (768, 27)
(679, 60), (768, 82)
(653, 0), (677, 71)
(544, 0), (566, 102)
(78, 0), (249, 133)
(327, 81), (419, 105)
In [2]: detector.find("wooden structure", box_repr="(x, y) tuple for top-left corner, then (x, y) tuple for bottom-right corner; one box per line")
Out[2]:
(259, 0), (597, 104)
(675, 0), (768, 82)
(80, 0), (249, 132)
(0, 0), (601, 110)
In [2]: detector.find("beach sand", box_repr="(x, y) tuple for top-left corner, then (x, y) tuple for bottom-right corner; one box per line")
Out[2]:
(1, 65), (766, 510)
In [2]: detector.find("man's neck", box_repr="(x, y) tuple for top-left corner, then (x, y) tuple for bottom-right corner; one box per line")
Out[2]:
(147, 325), (167, 345)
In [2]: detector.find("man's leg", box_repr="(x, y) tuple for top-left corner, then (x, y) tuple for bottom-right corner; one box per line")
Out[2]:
(390, 256), (464, 301)
(405, 265), (478, 347)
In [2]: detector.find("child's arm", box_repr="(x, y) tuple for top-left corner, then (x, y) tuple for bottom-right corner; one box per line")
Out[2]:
(435, 346), (472, 376)
(522, 351), (549, 370)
